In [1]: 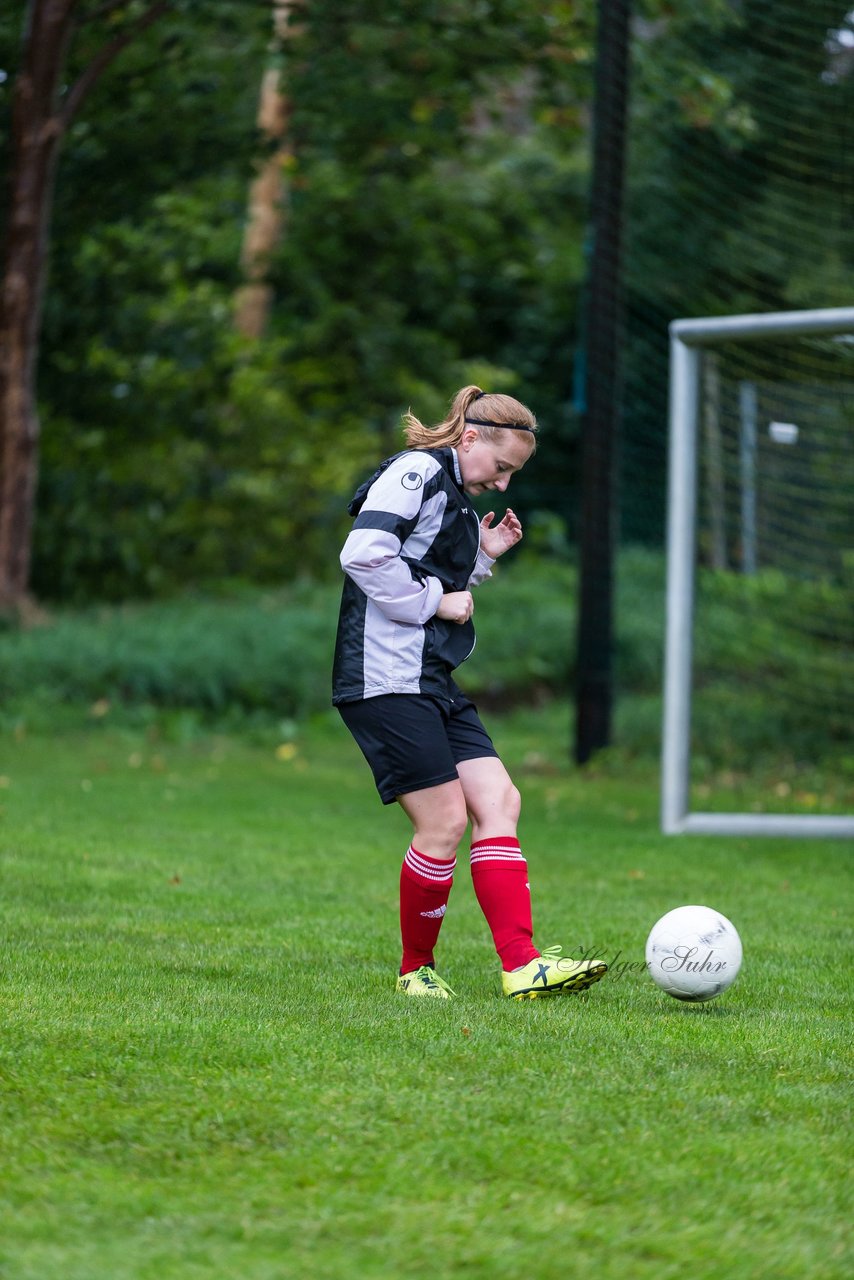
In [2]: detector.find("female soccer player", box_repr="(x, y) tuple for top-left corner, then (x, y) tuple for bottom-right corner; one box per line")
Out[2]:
(333, 385), (608, 1000)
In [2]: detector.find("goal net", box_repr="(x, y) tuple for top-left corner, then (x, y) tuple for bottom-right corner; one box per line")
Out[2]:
(661, 307), (854, 837)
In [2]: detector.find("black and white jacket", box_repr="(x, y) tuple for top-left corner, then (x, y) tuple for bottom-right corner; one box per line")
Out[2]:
(332, 447), (495, 705)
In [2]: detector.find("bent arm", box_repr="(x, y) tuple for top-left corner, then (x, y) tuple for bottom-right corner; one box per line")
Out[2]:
(340, 525), (444, 623)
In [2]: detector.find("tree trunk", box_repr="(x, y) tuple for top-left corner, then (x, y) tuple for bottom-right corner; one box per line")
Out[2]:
(0, 0), (76, 613)
(0, 0), (171, 613)
(234, 0), (295, 339)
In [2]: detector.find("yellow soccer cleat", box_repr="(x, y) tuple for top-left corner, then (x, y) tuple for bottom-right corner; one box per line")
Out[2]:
(502, 946), (607, 999)
(396, 965), (456, 999)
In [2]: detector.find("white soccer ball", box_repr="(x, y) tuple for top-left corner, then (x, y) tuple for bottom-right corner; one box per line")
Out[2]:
(645, 905), (743, 1002)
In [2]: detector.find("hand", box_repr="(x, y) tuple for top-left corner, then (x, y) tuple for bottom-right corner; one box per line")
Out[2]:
(479, 509), (523, 559)
(436, 590), (474, 625)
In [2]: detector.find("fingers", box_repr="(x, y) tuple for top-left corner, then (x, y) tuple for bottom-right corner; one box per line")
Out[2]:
(436, 590), (474, 625)
(454, 590), (474, 623)
(481, 509), (521, 531)
(499, 509), (523, 541)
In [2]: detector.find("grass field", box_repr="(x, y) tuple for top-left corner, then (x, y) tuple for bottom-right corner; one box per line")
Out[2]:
(1, 704), (851, 1280)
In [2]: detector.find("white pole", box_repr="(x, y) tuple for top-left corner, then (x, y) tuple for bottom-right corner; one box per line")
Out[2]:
(661, 305), (854, 837)
(703, 353), (727, 571)
(671, 306), (854, 346)
(739, 380), (758, 575)
(661, 333), (701, 834)
(683, 813), (854, 838)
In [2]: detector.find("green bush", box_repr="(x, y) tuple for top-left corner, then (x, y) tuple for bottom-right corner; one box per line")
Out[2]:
(0, 584), (338, 721)
(1, 553), (850, 770)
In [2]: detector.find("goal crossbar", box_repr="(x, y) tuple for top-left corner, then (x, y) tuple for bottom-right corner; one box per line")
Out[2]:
(661, 305), (854, 839)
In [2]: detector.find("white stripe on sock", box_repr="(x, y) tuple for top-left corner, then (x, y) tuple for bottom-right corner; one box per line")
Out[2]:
(405, 847), (456, 882)
(470, 847), (526, 865)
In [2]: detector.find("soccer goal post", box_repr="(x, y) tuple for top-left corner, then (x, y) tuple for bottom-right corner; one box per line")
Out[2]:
(661, 306), (854, 838)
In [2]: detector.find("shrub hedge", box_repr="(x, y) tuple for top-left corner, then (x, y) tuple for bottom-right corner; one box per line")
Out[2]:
(1, 550), (850, 769)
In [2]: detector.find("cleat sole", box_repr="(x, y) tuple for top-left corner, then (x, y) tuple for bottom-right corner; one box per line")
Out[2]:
(508, 962), (608, 999)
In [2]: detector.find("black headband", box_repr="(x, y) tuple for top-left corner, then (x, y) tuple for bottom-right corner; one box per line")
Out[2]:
(464, 416), (536, 433)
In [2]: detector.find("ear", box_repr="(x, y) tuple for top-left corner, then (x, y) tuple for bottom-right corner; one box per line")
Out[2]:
(460, 427), (479, 451)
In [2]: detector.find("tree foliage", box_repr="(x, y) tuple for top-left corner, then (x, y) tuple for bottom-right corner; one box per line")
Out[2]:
(2, 0), (596, 601)
(620, 0), (854, 542)
(1, 0), (850, 602)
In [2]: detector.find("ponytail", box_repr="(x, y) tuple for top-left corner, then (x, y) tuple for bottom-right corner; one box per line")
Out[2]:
(403, 386), (538, 451)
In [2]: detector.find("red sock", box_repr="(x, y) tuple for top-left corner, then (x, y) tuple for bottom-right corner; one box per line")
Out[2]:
(470, 836), (538, 971)
(399, 846), (456, 974)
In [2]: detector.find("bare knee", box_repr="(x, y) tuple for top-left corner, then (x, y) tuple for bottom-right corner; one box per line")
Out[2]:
(505, 781), (522, 827)
(468, 777), (521, 834)
(413, 804), (467, 858)
(398, 784), (469, 860)
(495, 779), (522, 829)
(457, 759), (522, 836)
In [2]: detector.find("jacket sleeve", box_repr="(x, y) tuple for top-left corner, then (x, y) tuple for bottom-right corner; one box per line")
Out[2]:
(339, 454), (445, 624)
(467, 547), (495, 587)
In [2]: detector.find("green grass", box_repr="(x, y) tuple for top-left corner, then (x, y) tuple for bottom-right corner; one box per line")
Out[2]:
(1, 705), (852, 1279)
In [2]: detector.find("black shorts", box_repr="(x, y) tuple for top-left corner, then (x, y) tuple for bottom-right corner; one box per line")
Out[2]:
(337, 691), (499, 805)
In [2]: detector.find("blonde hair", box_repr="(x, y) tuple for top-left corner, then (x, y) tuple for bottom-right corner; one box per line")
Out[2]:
(403, 385), (538, 453)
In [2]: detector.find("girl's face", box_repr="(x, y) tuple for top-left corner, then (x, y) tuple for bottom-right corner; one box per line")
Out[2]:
(457, 427), (534, 497)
